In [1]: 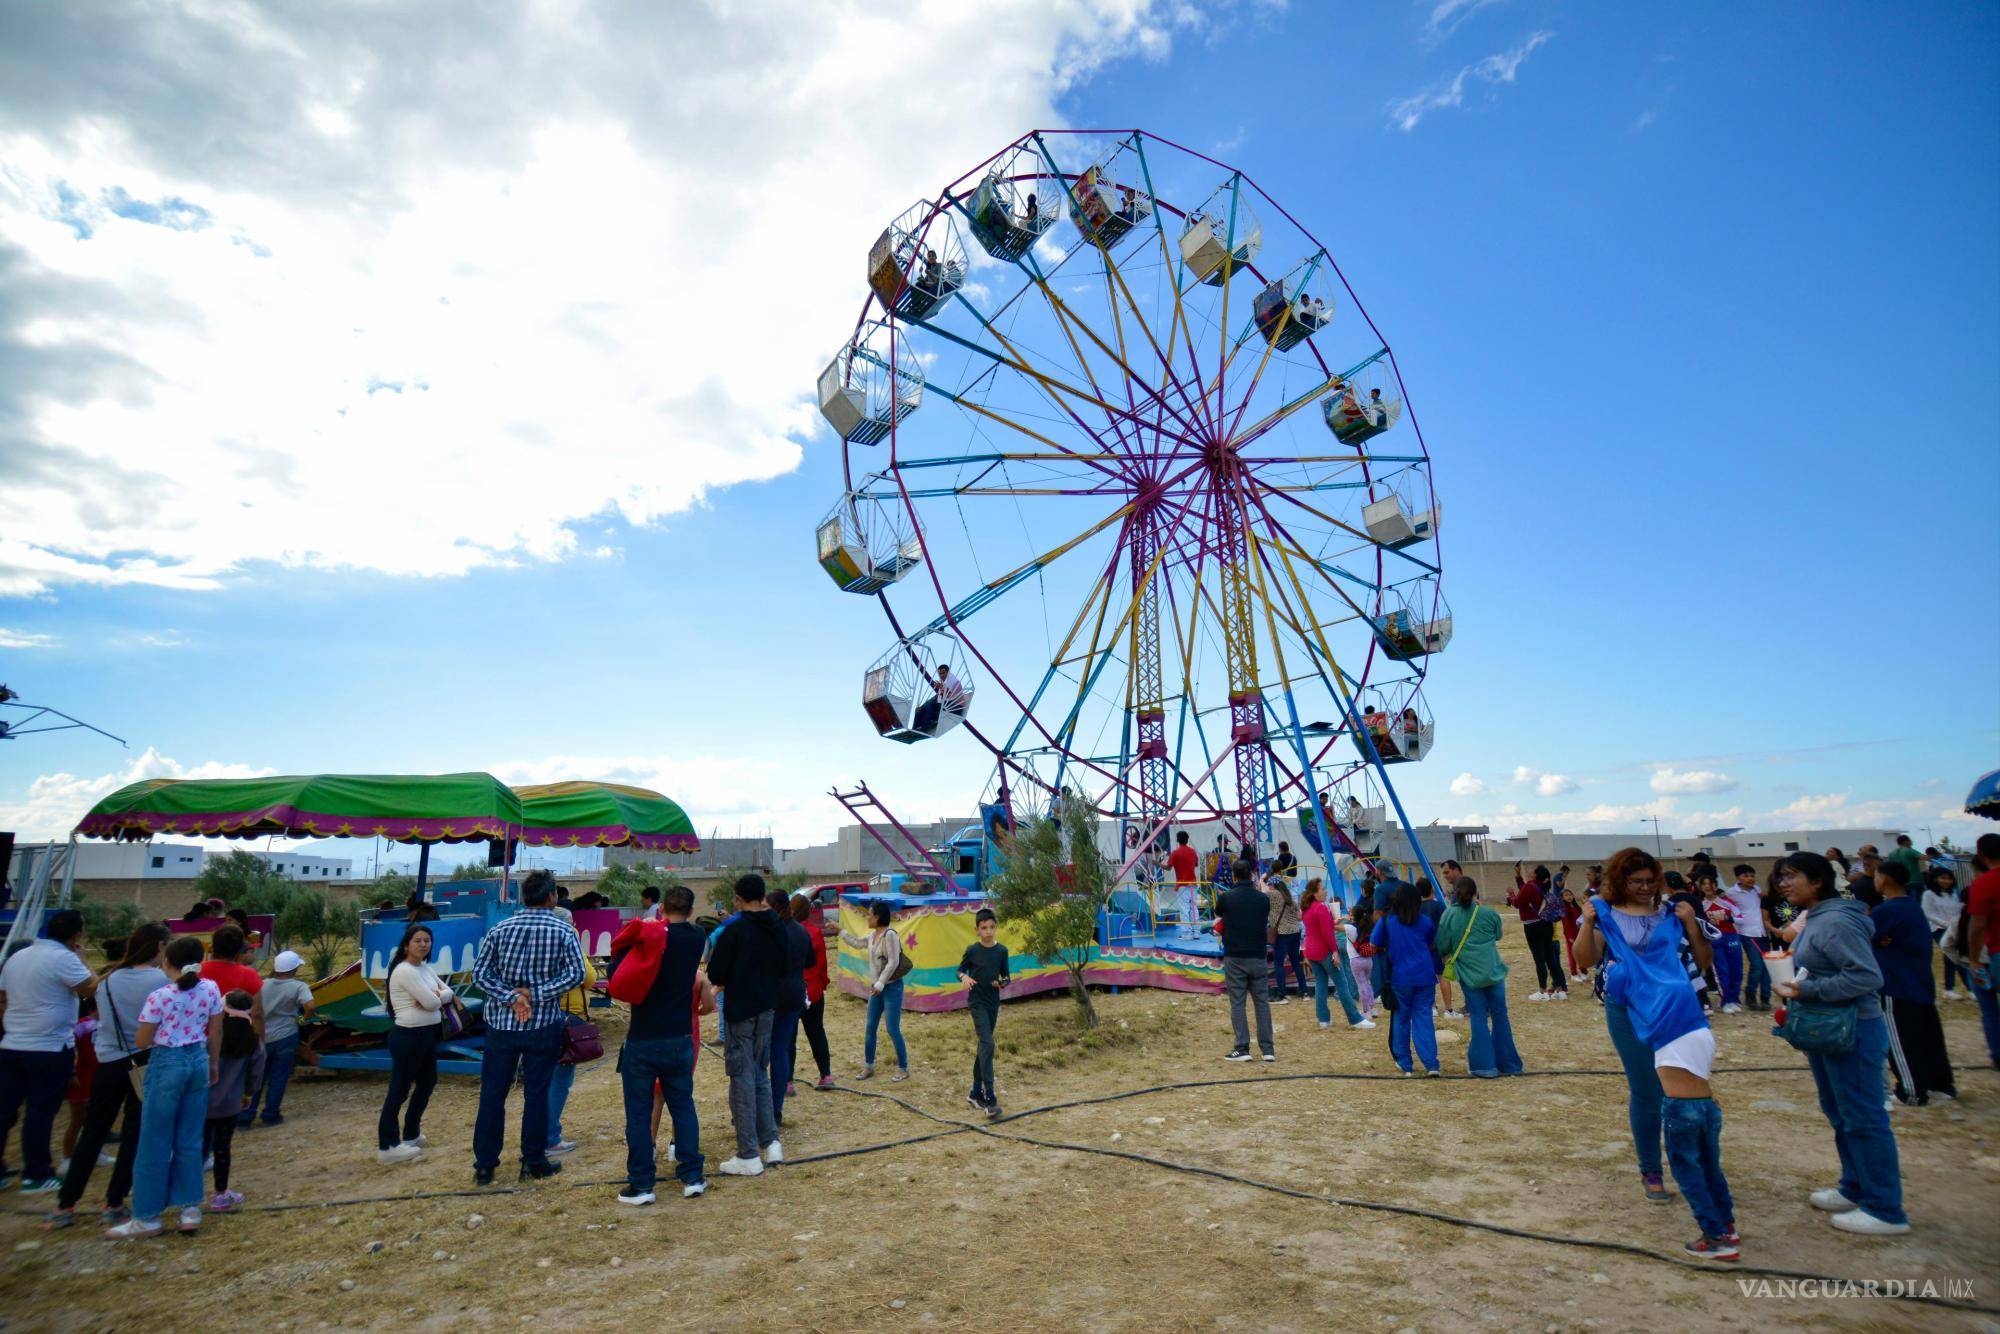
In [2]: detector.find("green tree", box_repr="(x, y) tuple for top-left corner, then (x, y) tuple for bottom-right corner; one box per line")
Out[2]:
(372, 869), (417, 904)
(700, 867), (803, 917)
(192, 849), (298, 917)
(448, 860), (493, 881)
(276, 889), (362, 980)
(73, 890), (147, 948)
(986, 792), (1113, 1028)
(596, 861), (684, 908)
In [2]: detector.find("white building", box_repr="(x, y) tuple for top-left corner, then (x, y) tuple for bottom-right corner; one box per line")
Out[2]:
(8, 839), (209, 882)
(253, 849), (354, 880)
(1477, 826), (1908, 865)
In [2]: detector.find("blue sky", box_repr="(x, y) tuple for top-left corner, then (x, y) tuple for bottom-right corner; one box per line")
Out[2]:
(2, 1), (1995, 865)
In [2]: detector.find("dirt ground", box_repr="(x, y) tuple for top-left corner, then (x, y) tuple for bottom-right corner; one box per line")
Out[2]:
(3, 930), (1997, 1332)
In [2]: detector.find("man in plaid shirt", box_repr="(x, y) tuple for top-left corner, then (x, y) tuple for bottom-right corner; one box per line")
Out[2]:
(471, 869), (587, 1185)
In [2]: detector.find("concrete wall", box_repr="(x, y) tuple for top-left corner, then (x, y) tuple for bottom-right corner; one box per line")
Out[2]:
(777, 818), (980, 879)
(1481, 828), (1906, 864)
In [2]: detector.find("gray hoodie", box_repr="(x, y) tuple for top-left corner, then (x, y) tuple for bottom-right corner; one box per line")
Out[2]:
(1792, 897), (1884, 1004)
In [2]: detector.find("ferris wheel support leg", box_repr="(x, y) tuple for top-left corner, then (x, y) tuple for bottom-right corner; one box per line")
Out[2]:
(1274, 680), (1347, 906)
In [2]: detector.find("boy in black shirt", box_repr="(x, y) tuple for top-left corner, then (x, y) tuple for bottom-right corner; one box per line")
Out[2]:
(957, 909), (1011, 1117)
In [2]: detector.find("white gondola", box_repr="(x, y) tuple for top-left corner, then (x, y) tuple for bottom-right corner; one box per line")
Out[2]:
(1374, 581), (1452, 662)
(819, 322), (922, 446)
(1250, 255), (1335, 352)
(1362, 475), (1438, 551)
(1067, 150), (1153, 249)
(816, 488), (923, 594)
(868, 201), (966, 320)
(862, 632), (975, 743)
(967, 147), (1059, 263)
(1179, 180), (1261, 286)
(1350, 686), (1435, 765)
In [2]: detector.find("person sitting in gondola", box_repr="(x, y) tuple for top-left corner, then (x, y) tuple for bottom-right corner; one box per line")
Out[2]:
(921, 247), (943, 293)
(1364, 386), (1388, 428)
(913, 664), (969, 735)
(1400, 707), (1423, 742)
(1118, 184), (1138, 218)
(1023, 191), (1038, 224)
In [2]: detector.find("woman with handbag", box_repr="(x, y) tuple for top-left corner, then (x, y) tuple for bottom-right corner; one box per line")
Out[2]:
(41, 924), (171, 1231)
(544, 950), (601, 1157)
(1575, 847), (1738, 1259)
(1434, 878), (1521, 1078)
(1771, 850), (1910, 1237)
(379, 924), (452, 1166)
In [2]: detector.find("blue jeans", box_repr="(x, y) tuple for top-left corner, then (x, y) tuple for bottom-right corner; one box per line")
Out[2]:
(1663, 1095), (1734, 1237)
(130, 1043), (208, 1223)
(1604, 1000), (1663, 1177)
(1806, 1012), (1905, 1225)
(865, 981), (907, 1069)
(619, 1036), (700, 1193)
(252, 1034), (300, 1123)
(1462, 982), (1523, 1077)
(546, 1057), (576, 1147)
(0, 1047), (73, 1181)
(1973, 974), (2000, 1064)
(769, 1007), (801, 1125)
(1272, 934), (1307, 999)
(474, 1023), (562, 1173)
(1739, 937), (1771, 1006)
(1389, 983), (1438, 1073)
(1711, 935), (1742, 1006)
(1310, 958), (1361, 1025)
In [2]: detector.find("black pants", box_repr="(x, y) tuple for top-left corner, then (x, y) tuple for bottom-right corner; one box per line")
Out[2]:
(56, 1055), (143, 1210)
(1885, 996), (1956, 1103)
(800, 998), (831, 1080)
(0, 1047), (73, 1181)
(203, 1115), (238, 1192)
(379, 1025), (439, 1150)
(1523, 921), (1564, 992)
(970, 999), (998, 1098)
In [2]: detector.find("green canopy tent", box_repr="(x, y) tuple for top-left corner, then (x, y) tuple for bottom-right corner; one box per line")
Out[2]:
(513, 780), (700, 853)
(76, 772), (527, 896)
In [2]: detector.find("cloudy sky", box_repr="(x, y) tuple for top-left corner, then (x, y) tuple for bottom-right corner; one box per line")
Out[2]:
(2, 1), (1995, 866)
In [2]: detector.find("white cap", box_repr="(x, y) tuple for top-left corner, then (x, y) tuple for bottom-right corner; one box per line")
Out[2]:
(272, 950), (304, 973)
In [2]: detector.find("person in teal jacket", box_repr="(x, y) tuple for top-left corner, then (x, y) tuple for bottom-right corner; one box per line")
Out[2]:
(1435, 878), (1522, 1078)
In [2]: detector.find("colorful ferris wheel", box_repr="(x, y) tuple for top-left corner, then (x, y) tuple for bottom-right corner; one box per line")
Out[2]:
(816, 129), (1448, 887)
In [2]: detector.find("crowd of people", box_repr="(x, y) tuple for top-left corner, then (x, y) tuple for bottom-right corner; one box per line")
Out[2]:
(0, 832), (1993, 1261)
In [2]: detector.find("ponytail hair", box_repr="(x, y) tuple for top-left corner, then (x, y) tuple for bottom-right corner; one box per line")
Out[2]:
(165, 937), (206, 990)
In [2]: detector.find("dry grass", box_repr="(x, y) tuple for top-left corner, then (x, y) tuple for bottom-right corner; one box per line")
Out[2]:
(3, 930), (1997, 1332)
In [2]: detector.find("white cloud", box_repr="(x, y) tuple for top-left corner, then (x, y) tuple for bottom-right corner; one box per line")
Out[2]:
(0, 2), (1204, 599)
(1389, 29), (1552, 131)
(1771, 791), (1852, 821)
(0, 627), (60, 648)
(1510, 764), (1576, 797)
(0, 746), (276, 840)
(1649, 766), (1738, 795)
(1449, 771), (1486, 797)
(1422, 0), (1505, 45)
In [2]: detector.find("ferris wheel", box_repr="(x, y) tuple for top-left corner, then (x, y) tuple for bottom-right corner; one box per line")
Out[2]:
(815, 129), (1448, 886)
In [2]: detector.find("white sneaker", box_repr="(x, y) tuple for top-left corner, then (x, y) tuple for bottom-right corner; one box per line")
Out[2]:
(405, 1134), (429, 1149)
(1830, 1208), (1910, 1237)
(548, 1139), (577, 1156)
(177, 1205), (203, 1234)
(1809, 1187), (1854, 1211)
(1318, 1021), (1331, 1030)
(761, 1141), (783, 1165)
(616, 1189), (655, 1206)
(1528, 992), (1547, 1002)
(377, 1143), (423, 1165)
(1350, 1019), (1377, 1030)
(1722, 1003), (1743, 1014)
(682, 1179), (707, 1198)
(718, 1155), (764, 1177)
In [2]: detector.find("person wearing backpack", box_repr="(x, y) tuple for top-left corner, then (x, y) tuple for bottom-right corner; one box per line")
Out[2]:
(1435, 878), (1521, 1078)
(851, 901), (911, 1080)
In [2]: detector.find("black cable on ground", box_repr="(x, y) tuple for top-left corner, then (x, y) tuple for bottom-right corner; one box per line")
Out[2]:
(821, 1076), (2000, 1317)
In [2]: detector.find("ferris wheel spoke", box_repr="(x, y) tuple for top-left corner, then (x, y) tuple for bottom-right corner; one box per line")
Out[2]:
(1095, 252), (1216, 451)
(913, 502), (1133, 638)
(1015, 256), (1177, 455)
(1022, 254), (1210, 448)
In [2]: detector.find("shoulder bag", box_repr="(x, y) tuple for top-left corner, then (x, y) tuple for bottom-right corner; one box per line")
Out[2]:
(1776, 997), (1859, 1057)
(1441, 908), (1480, 983)
(558, 1014), (604, 1065)
(886, 933), (915, 984)
(101, 973), (149, 1102)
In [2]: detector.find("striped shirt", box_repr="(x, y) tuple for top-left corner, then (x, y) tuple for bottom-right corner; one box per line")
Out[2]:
(472, 909), (587, 1031)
